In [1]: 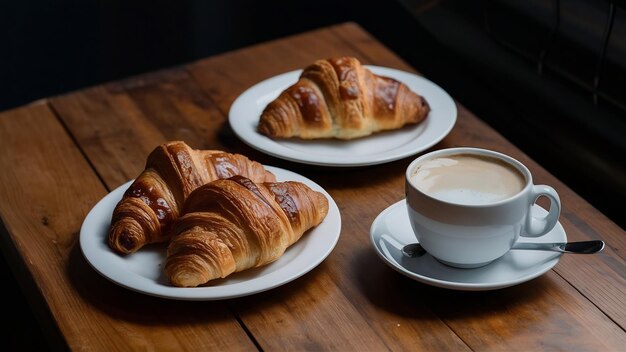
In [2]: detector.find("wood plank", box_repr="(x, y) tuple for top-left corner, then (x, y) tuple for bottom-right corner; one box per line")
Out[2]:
(186, 22), (626, 350)
(49, 67), (269, 190)
(6, 20), (620, 351)
(431, 272), (626, 351)
(0, 105), (254, 350)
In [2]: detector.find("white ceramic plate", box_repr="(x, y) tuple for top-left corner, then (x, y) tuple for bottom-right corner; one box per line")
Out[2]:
(80, 166), (341, 300)
(228, 66), (457, 167)
(370, 199), (566, 291)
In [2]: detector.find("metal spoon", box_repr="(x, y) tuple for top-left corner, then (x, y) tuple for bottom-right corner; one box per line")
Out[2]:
(400, 240), (605, 258)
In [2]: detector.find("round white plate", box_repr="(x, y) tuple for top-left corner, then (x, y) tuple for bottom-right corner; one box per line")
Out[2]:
(80, 166), (341, 300)
(228, 66), (457, 167)
(370, 200), (566, 291)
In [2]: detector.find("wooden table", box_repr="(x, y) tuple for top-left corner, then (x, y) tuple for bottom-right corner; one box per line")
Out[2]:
(1, 22), (624, 351)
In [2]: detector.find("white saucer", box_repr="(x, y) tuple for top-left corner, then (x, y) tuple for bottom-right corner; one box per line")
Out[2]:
(369, 200), (566, 291)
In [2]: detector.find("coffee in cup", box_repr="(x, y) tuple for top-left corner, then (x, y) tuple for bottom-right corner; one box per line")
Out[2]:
(409, 153), (526, 205)
(405, 147), (561, 268)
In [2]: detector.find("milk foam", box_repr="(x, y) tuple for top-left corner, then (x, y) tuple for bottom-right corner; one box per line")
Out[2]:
(410, 154), (526, 205)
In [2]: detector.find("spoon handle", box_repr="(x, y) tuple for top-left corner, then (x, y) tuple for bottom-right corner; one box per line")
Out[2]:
(511, 240), (605, 254)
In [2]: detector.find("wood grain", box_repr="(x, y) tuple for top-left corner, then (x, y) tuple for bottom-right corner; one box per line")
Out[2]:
(0, 21), (624, 351)
(0, 97), (253, 350)
(50, 68), (244, 190)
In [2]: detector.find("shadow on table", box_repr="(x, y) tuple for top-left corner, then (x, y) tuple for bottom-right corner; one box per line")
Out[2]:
(353, 248), (553, 320)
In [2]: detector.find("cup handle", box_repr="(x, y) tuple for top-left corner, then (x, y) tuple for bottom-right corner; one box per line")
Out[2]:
(522, 185), (561, 238)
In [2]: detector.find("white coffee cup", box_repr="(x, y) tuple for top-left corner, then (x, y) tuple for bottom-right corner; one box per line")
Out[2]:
(405, 147), (561, 268)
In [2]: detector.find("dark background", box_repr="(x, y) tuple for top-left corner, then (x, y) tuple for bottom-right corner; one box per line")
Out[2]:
(1, 0), (624, 349)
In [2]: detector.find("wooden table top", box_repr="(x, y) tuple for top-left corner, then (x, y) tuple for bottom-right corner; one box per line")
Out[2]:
(0, 22), (624, 351)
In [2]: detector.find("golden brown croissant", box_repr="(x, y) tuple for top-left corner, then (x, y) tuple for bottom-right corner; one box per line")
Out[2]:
(164, 175), (329, 287)
(257, 56), (430, 140)
(108, 141), (276, 255)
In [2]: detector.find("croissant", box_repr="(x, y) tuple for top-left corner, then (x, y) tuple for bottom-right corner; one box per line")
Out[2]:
(164, 175), (329, 287)
(257, 56), (430, 140)
(108, 141), (276, 255)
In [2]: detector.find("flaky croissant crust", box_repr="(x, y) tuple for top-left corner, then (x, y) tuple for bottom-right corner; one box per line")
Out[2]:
(108, 141), (275, 255)
(164, 175), (329, 287)
(258, 56), (430, 140)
